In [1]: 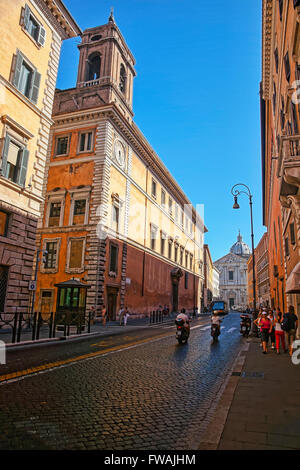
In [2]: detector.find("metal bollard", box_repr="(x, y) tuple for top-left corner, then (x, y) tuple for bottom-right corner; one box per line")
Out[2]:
(36, 313), (42, 340)
(17, 312), (23, 343)
(32, 312), (37, 341)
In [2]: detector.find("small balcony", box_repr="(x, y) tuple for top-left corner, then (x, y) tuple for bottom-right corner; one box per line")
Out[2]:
(278, 135), (300, 200)
(78, 78), (101, 88)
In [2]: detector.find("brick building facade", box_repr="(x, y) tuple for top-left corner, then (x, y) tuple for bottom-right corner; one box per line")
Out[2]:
(36, 14), (205, 318)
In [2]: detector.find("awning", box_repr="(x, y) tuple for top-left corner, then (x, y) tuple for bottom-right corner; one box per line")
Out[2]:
(286, 262), (300, 294)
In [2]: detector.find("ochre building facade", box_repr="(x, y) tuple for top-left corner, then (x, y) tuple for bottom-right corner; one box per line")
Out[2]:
(261, 0), (300, 328)
(0, 0), (80, 312)
(36, 14), (205, 319)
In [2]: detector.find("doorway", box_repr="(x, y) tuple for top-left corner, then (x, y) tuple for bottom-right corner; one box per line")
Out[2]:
(229, 298), (235, 310)
(172, 283), (179, 313)
(107, 287), (119, 321)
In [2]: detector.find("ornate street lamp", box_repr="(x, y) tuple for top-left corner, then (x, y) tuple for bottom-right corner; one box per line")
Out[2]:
(231, 183), (258, 335)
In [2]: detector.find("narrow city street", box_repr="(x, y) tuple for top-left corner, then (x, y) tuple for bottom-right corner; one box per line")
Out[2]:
(0, 312), (244, 450)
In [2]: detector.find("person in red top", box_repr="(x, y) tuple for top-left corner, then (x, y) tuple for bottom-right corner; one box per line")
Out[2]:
(258, 311), (273, 354)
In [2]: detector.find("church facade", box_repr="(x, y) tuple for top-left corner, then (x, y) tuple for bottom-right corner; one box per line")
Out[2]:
(35, 13), (205, 319)
(214, 233), (250, 311)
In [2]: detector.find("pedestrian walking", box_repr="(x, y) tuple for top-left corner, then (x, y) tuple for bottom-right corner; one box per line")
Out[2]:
(267, 309), (276, 350)
(256, 311), (272, 354)
(281, 305), (298, 357)
(254, 309), (263, 348)
(274, 308), (287, 355)
(119, 306), (129, 326)
(101, 305), (107, 326)
(123, 307), (130, 326)
(119, 306), (125, 326)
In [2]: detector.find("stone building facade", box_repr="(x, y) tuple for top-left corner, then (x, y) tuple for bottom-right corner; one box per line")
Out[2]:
(261, 0), (300, 325)
(214, 233), (250, 311)
(35, 14), (205, 318)
(0, 0), (80, 312)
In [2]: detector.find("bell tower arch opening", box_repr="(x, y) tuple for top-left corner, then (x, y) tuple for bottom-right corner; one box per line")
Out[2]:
(119, 63), (126, 94)
(86, 52), (101, 82)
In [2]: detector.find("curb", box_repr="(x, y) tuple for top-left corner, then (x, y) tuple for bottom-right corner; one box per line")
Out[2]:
(3, 316), (205, 351)
(3, 320), (177, 350)
(197, 338), (251, 450)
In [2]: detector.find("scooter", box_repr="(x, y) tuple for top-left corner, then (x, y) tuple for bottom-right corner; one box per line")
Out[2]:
(240, 314), (251, 337)
(175, 318), (190, 344)
(211, 323), (221, 341)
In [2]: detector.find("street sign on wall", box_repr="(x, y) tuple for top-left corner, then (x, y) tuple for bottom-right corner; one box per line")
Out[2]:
(28, 281), (37, 291)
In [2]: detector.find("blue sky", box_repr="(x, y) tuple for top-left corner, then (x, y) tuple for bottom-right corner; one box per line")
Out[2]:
(58, 0), (265, 262)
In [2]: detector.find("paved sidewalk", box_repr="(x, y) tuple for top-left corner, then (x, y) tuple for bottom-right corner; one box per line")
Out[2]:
(199, 337), (300, 450)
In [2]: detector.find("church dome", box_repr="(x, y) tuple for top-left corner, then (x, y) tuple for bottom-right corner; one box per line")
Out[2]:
(230, 232), (251, 257)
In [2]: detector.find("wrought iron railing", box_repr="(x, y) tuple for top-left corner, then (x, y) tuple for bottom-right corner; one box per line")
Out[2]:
(0, 311), (92, 344)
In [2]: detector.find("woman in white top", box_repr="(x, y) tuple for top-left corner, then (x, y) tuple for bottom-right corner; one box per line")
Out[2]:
(273, 309), (287, 355)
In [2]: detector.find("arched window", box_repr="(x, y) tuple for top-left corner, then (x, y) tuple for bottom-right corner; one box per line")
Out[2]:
(119, 64), (126, 93)
(86, 53), (101, 81)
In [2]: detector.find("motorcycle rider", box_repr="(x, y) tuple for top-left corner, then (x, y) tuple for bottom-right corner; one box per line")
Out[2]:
(176, 308), (190, 334)
(211, 311), (222, 335)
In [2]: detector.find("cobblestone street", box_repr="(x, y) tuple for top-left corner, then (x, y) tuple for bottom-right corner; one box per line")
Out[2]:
(0, 313), (244, 450)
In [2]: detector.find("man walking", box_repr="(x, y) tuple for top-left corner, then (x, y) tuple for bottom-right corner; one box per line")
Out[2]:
(282, 305), (298, 357)
(119, 306), (125, 326)
(119, 306), (129, 326)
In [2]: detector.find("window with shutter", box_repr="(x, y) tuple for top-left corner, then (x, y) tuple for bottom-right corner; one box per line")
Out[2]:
(1, 135), (28, 186)
(11, 51), (40, 104)
(1, 135), (10, 178)
(18, 148), (29, 187)
(30, 70), (41, 104)
(37, 27), (46, 47)
(45, 242), (58, 269)
(48, 202), (62, 227)
(12, 52), (23, 89)
(22, 4), (46, 47)
(69, 239), (84, 269)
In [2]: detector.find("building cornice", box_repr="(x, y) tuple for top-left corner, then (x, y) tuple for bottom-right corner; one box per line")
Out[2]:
(262, 0), (275, 100)
(33, 0), (81, 39)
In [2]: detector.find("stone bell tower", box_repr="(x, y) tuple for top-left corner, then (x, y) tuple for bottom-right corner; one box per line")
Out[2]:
(75, 10), (136, 121)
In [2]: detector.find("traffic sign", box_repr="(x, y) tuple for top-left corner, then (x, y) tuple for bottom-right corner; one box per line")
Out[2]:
(28, 281), (37, 291)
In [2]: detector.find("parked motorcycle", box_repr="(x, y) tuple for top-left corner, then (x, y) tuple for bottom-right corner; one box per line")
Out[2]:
(240, 314), (251, 337)
(211, 323), (221, 341)
(175, 318), (190, 344)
